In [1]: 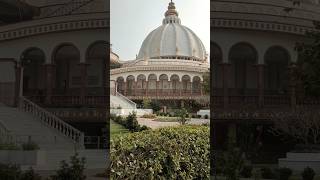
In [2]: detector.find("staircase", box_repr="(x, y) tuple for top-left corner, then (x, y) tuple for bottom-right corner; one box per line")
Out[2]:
(0, 97), (84, 150)
(37, 0), (95, 18)
(110, 92), (136, 109)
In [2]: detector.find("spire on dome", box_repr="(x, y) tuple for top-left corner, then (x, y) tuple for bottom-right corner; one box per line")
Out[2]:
(165, 1), (178, 17)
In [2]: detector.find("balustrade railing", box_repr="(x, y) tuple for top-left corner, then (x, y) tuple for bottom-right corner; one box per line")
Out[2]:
(116, 92), (136, 109)
(19, 96), (84, 148)
(0, 123), (16, 145)
(36, 0), (95, 19)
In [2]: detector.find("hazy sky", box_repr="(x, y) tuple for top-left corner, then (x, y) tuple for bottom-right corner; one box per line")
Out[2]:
(111, 0), (210, 60)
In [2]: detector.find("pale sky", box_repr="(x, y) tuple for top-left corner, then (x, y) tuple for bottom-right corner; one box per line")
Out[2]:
(111, 0), (210, 60)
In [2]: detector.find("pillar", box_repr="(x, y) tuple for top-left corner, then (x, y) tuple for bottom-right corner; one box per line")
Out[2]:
(256, 64), (265, 107)
(289, 64), (297, 108)
(221, 63), (230, 108)
(44, 63), (55, 104)
(78, 63), (89, 100)
(124, 81), (127, 96)
(14, 63), (22, 106)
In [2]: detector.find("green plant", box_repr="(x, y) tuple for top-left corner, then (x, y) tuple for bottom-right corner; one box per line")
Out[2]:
(111, 125), (210, 179)
(204, 114), (209, 119)
(20, 168), (41, 180)
(143, 98), (151, 108)
(141, 114), (156, 119)
(51, 153), (86, 180)
(0, 163), (21, 180)
(126, 112), (139, 132)
(22, 141), (39, 151)
(218, 144), (244, 180)
(261, 167), (276, 179)
(150, 100), (161, 112)
(116, 105), (122, 109)
(240, 165), (253, 178)
(277, 167), (292, 180)
(302, 167), (315, 180)
(0, 143), (20, 150)
(177, 108), (190, 125)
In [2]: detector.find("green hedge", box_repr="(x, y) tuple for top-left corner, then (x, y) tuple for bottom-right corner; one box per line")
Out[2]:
(111, 125), (210, 179)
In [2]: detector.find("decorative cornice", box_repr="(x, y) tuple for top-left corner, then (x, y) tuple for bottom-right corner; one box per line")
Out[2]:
(110, 65), (209, 75)
(211, 18), (315, 35)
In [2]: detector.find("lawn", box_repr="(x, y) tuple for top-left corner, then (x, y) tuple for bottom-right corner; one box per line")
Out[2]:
(110, 120), (129, 136)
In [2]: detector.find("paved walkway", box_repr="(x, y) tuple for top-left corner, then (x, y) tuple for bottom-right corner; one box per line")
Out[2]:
(138, 118), (210, 129)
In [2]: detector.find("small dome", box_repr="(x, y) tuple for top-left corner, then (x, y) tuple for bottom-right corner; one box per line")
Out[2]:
(137, 1), (207, 61)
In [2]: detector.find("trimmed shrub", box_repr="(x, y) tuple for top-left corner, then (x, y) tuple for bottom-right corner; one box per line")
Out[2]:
(277, 167), (292, 180)
(261, 167), (276, 179)
(51, 153), (86, 180)
(22, 141), (39, 151)
(302, 167), (315, 180)
(21, 168), (41, 180)
(240, 165), (252, 178)
(141, 114), (157, 119)
(204, 114), (209, 119)
(0, 163), (21, 179)
(111, 125), (210, 179)
(197, 115), (202, 118)
(126, 112), (139, 132)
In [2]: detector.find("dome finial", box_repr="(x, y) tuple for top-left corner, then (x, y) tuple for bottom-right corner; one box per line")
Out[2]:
(165, 0), (178, 17)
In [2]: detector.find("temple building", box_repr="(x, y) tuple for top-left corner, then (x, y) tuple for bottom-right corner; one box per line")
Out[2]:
(110, 1), (210, 109)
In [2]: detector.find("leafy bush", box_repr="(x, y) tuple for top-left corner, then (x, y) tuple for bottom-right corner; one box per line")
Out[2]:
(126, 112), (139, 132)
(51, 153), (86, 180)
(22, 141), (39, 151)
(277, 167), (292, 180)
(0, 163), (21, 180)
(20, 168), (41, 180)
(143, 98), (151, 108)
(0, 143), (20, 150)
(177, 108), (190, 125)
(302, 167), (315, 180)
(240, 165), (252, 178)
(0, 164), (41, 180)
(141, 114), (156, 119)
(111, 125), (210, 179)
(204, 114), (209, 119)
(150, 100), (161, 112)
(154, 116), (180, 122)
(261, 167), (276, 179)
(197, 115), (202, 118)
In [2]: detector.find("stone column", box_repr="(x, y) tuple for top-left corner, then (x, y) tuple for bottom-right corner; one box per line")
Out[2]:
(256, 64), (265, 107)
(124, 81), (127, 96)
(289, 64), (297, 108)
(156, 81), (159, 96)
(78, 63), (89, 101)
(44, 63), (55, 105)
(134, 81), (137, 96)
(14, 63), (22, 106)
(221, 63), (230, 108)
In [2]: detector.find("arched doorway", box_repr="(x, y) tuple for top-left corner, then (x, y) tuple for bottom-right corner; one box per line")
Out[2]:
(170, 74), (180, 94)
(182, 75), (191, 94)
(116, 76), (125, 94)
(126, 75), (135, 96)
(86, 41), (107, 95)
(211, 42), (223, 90)
(229, 42), (258, 95)
(148, 74), (157, 96)
(264, 46), (290, 94)
(21, 48), (45, 96)
(53, 44), (81, 95)
(159, 74), (169, 95)
(137, 74), (146, 96)
(192, 76), (201, 94)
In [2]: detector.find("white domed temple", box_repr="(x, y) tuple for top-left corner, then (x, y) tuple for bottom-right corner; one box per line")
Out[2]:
(110, 1), (209, 110)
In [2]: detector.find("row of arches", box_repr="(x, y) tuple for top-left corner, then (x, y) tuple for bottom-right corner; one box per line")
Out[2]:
(212, 42), (290, 94)
(22, 41), (107, 96)
(115, 74), (203, 96)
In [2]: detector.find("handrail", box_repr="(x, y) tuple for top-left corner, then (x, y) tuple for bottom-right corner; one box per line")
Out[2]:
(37, 0), (95, 18)
(18, 96), (84, 149)
(0, 122), (16, 145)
(116, 91), (137, 109)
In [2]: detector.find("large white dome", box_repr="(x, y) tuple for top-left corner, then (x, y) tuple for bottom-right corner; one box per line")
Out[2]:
(137, 2), (207, 62)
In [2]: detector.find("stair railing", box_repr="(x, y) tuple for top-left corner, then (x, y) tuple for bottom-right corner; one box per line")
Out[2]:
(115, 91), (137, 109)
(18, 96), (84, 149)
(0, 122), (16, 145)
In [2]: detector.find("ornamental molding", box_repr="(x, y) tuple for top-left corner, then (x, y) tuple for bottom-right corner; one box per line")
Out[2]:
(0, 15), (108, 42)
(110, 65), (209, 75)
(211, 18), (315, 35)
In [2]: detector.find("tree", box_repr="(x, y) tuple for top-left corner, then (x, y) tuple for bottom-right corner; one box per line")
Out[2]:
(177, 108), (190, 125)
(142, 98), (151, 108)
(202, 71), (210, 94)
(295, 22), (320, 97)
(126, 111), (139, 132)
(270, 110), (320, 148)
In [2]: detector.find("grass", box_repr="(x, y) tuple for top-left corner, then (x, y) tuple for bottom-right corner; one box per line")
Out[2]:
(110, 120), (129, 136)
